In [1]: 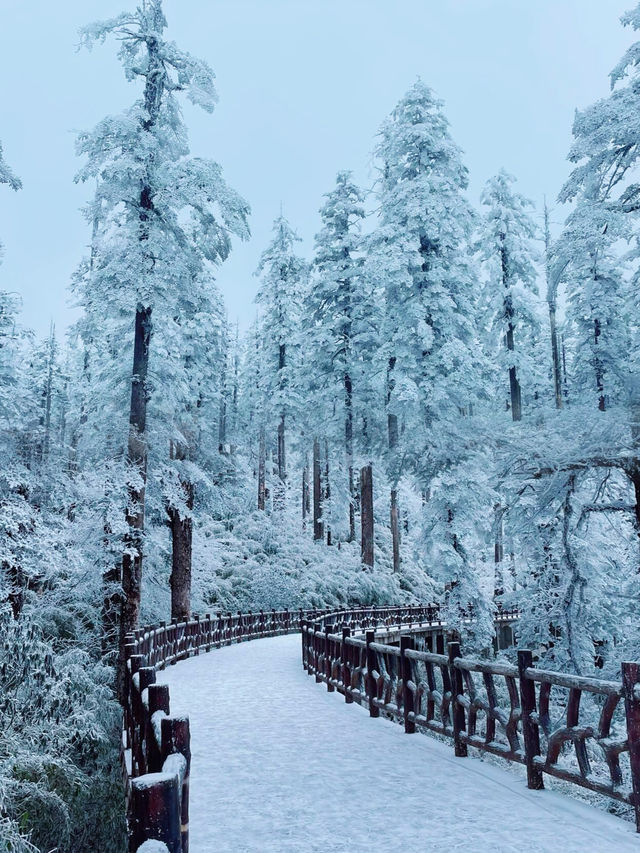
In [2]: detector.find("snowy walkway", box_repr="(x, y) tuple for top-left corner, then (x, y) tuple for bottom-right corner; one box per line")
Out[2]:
(157, 634), (638, 853)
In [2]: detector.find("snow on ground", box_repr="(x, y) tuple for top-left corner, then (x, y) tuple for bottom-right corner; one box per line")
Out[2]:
(157, 634), (638, 853)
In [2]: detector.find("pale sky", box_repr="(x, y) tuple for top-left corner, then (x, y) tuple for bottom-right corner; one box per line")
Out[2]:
(0, 0), (634, 339)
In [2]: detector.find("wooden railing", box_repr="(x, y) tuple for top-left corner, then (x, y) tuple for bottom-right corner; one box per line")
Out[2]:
(301, 616), (640, 832)
(122, 603), (453, 852)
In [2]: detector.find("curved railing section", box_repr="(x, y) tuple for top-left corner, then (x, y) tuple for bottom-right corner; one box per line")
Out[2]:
(301, 615), (640, 833)
(122, 604), (447, 852)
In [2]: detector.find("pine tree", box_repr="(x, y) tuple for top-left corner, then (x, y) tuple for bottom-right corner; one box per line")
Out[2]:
(367, 81), (491, 623)
(255, 215), (307, 506)
(76, 0), (249, 688)
(308, 172), (365, 541)
(0, 140), (21, 261)
(477, 170), (541, 421)
(369, 82), (482, 460)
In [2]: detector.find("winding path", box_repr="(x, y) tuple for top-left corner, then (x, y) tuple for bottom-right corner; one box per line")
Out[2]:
(157, 633), (638, 853)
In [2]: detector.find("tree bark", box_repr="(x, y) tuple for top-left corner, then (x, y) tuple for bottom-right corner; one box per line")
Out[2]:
(324, 439), (332, 546)
(42, 324), (55, 462)
(594, 316), (605, 411)
(390, 488), (400, 572)
(386, 356), (398, 449)
(168, 487), (193, 621)
(502, 241), (522, 422)
(116, 31), (166, 698)
(167, 441), (194, 621)
(345, 371), (355, 542)
(218, 373), (227, 452)
(278, 342), (286, 483)
(545, 203), (563, 411)
(258, 429), (266, 511)
(119, 303), (152, 697)
(302, 453), (310, 530)
(361, 464), (374, 569)
(494, 504), (504, 596)
(313, 438), (324, 541)
(549, 303), (563, 410)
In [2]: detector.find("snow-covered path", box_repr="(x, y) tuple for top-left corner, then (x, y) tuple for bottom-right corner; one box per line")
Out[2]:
(157, 634), (638, 853)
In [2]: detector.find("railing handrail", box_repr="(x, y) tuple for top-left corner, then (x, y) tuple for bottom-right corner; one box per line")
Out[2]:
(123, 603), (519, 851)
(301, 619), (640, 833)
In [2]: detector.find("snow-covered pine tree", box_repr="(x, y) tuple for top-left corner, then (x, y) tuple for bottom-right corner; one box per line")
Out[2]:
(75, 0), (249, 685)
(368, 81), (493, 641)
(307, 172), (365, 541)
(255, 215), (307, 508)
(0, 139), (21, 261)
(477, 170), (542, 421)
(555, 198), (629, 411)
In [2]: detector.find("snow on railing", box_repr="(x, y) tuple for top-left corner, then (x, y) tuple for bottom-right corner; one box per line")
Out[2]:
(301, 616), (640, 832)
(122, 604), (455, 851)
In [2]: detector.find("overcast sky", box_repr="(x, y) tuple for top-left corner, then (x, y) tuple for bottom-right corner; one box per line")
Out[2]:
(0, 0), (634, 338)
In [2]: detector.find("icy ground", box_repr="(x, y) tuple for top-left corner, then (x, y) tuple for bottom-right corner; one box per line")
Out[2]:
(157, 634), (638, 853)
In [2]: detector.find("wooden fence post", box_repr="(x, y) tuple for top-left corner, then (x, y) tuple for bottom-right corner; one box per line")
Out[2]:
(314, 622), (323, 683)
(518, 650), (544, 790)
(130, 773), (181, 853)
(161, 716), (191, 853)
(401, 635), (415, 734)
(147, 684), (170, 772)
(361, 464), (374, 568)
(325, 625), (335, 692)
(622, 661), (640, 832)
(448, 642), (467, 757)
(342, 626), (353, 704)
(366, 630), (379, 717)
(301, 620), (307, 670)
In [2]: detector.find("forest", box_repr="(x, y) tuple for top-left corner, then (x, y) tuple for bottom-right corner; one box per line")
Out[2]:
(2, 1), (640, 850)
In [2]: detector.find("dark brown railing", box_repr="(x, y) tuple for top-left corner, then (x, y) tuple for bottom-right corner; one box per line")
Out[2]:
(122, 604), (452, 852)
(301, 615), (640, 832)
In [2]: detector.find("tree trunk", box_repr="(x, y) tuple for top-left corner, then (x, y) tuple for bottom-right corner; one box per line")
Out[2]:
(387, 356), (398, 449)
(218, 383), (227, 452)
(302, 453), (310, 530)
(258, 430), (266, 511)
(545, 203), (563, 411)
(628, 398), (640, 541)
(117, 33), (163, 699)
(594, 316), (606, 411)
(361, 464), (374, 569)
(119, 303), (152, 698)
(313, 438), (324, 541)
(345, 371), (355, 542)
(494, 504), (504, 596)
(324, 440), (332, 546)
(168, 441), (194, 622)
(549, 303), (563, 410)
(277, 415), (286, 483)
(168, 487), (193, 621)
(42, 323), (55, 462)
(502, 242), (522, 422)
(278, 341), (286, 483)
(390, 488), (400, 572)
